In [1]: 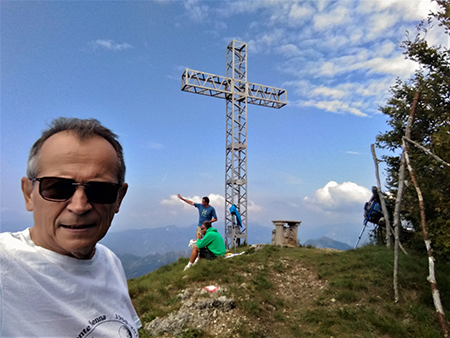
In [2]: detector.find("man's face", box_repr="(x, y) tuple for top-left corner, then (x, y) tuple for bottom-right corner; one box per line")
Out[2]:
(202, 198), (208, 207)
(200, 225), (207, 236)
(21, 131), (127, 259)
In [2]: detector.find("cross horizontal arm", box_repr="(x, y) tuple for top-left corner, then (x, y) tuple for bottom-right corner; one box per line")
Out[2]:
(181, 68), (287, 109)
(247, 82), (287, 109)
(181, 69), (230, 99)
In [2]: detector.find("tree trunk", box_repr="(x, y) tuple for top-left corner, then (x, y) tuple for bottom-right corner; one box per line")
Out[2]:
(393, 91), (420, 303)
(403, 137), (449, 338)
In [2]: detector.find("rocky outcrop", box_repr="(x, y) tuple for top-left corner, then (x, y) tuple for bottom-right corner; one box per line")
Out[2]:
(144, 287), (236, 337)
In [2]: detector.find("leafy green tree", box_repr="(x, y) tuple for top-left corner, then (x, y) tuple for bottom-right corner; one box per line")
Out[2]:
(376, 0), (450, 258)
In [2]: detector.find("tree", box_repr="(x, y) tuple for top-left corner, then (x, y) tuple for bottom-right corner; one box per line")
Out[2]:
(376, 0), (450, 259)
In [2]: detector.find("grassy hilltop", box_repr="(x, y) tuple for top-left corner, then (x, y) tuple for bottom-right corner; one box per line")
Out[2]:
(128, 245), (450, 338)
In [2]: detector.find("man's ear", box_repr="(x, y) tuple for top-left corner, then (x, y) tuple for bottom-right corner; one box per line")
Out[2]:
(115, 183), (128, 213)
(21, 177), (34, 211)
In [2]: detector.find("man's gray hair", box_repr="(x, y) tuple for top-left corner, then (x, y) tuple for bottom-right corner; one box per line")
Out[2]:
(27, 117), (126, 184)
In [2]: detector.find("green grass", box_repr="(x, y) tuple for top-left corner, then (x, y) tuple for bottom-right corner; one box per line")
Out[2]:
(129, 244), (449, 338)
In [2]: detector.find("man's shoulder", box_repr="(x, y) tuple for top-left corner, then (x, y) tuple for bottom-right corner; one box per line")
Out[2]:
(0, 229), (28, 247)
(96, 243), (123, 265)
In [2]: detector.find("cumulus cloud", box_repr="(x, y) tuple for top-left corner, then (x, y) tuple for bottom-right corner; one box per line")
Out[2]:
(161, 193), (225, 210)
(91, 39), (133, 51)
(304, 181), (372, 211)
(160, 193), (262, 221)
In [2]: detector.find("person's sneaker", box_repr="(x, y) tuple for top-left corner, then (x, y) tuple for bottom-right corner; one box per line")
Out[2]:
(183, 262), (192, 271)
(193, 257), (199, 265)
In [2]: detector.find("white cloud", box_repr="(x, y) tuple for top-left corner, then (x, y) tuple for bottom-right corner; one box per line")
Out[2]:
(304, 181), (372, 211)
(91, 39), (133, 51)
(313, 5), (349, 30)
(248, 200), (262, 213)
(303, 100), (367, 117)
(358, 0), (439, 20)
(161, 193), (225, 210)
(288, 3), (314, 25)
(379, 41), (396, 56)
(364, 55), (418, 77)
(355, 78), (395, 98)
(161, 194), (190, 209)
(366, 13), (398, 40)
(248, 29), (285, 53)
(316, 53), (417, 79)
(275, 43), (302, 57)
(312, 86), (347, 99)
(184, 0), (210, 23)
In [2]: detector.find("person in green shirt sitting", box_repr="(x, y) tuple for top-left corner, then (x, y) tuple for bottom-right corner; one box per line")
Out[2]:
(184, 221), (226, 271)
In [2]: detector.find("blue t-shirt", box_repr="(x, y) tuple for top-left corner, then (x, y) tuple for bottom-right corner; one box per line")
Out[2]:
(194, 203), (217, 226)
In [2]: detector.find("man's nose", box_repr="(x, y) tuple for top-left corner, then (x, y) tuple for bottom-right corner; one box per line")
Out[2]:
(67, 187), (92, 214)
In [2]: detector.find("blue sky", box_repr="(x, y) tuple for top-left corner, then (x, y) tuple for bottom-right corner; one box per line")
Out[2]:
(1, 0), (445, 246)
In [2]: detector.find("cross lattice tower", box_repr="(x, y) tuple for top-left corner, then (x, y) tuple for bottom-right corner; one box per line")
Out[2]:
(181, 40), (287, 248)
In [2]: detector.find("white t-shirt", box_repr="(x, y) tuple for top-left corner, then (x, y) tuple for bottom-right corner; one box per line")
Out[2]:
(0, 229), (141, 337)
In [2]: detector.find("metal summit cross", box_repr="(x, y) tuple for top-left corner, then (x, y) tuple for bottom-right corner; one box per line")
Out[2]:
(181, 40), (287, 248)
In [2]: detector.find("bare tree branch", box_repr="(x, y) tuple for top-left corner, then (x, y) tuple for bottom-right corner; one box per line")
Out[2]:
(403, 137), (449, 338)
(393, 91), (420, 303)
(403, 136), (450, 167)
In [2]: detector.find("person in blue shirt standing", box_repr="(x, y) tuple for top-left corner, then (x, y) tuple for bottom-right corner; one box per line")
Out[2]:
(178, 194), (218, 237)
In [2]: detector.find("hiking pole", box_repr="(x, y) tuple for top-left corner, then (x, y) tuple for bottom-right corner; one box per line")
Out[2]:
(355, 223), (368, 248)
(355, 202), (375, 248)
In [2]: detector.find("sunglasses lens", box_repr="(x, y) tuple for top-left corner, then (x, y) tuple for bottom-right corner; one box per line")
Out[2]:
(39, 177), (75, 201)
(85, 182), (120, 204)
(37, 177), (120, 204)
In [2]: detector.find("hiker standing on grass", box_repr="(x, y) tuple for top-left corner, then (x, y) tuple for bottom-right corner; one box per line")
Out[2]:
(184, 221), (226, 271)
(178, 194), (218, 238)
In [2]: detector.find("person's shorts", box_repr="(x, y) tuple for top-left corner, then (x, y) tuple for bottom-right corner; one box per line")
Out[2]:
(199, 247), (217, 260)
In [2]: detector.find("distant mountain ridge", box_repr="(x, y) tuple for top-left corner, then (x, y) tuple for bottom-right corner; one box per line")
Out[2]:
(303, 236), (353, 250)
(100, 223), (274, 258)
(100, 223), (275, 278)
(100, 225), (197, 257)
(119, 251), (190, 279)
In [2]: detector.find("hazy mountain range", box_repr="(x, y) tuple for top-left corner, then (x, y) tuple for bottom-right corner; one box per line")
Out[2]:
(100, 224), (352, 279)
(304, 236), (353, 250)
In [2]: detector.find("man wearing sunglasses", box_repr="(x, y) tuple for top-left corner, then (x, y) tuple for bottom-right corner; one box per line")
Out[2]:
(0, 118), (141, 337)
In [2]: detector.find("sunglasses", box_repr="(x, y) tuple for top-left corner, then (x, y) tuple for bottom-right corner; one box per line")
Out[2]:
(32, 177), (122, 204)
